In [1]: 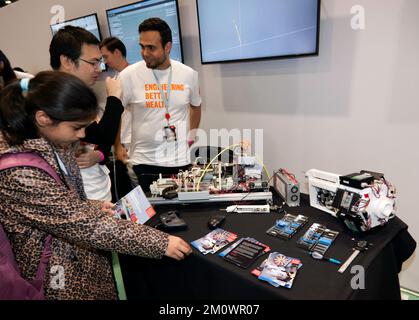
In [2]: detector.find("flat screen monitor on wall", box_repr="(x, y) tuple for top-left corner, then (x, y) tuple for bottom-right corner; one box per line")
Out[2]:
(196, 0), (321, 64)
(50, 13), (102, 41)
(106, 0), (183, 65)
(50, 13), (105, 70)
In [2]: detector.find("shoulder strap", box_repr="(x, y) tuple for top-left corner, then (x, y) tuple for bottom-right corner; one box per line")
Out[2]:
(0, 152), (61, 283)
(0, 223), (20, 271)
(0, 152), (61, 184)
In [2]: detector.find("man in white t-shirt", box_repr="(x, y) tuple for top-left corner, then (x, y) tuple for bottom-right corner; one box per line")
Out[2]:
(117, 18), (202, 192)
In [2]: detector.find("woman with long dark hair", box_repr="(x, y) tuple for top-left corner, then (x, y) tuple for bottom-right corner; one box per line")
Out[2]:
(0, 71), (191, 299)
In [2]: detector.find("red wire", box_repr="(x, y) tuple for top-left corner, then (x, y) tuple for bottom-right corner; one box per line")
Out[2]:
(280, 168), (299, 184)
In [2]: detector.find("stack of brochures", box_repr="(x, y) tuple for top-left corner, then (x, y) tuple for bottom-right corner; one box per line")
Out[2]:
(219, 237), (271, 269)
(191, 229), (238, 255)
(251, 252), (302, 289)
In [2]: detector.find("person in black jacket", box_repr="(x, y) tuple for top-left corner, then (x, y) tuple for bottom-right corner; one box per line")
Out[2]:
(49, 26), (124, 200)
(0, 49), (17, 89)
(100, 37), (135, 202)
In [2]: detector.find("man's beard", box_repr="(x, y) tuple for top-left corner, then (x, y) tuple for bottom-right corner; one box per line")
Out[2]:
(147, 53), (168, 69)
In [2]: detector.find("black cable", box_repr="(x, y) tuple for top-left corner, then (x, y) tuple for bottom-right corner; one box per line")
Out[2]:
(153, 223), (163, 229)
(111, 147), (120, 202)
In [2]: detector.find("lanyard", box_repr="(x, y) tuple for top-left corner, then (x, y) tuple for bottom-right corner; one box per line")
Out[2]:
(152, 66), (173, 124)
(54, 151), (69, 176)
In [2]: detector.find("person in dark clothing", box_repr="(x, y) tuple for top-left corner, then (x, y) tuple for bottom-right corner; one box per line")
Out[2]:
(50, 26), (124, 200)
(100, 37), (134, 202)
(0, 50), (17, 90)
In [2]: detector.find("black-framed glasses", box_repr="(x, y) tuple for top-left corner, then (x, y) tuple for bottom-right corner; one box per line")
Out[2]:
(79, 58), (103, 68)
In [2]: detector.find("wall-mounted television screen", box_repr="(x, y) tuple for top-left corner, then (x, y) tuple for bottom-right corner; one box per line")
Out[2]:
(196, 0), (321, 64)
(50, 13), (102, 41)
(106, 0), (183, 65)
(50, 13), (105, 70)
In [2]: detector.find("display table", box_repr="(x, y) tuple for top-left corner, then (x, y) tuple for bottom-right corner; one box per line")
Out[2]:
(119, 194), (416, 300)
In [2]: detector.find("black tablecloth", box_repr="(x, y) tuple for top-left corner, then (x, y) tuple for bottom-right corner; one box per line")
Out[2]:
(119, 194), (416, 300)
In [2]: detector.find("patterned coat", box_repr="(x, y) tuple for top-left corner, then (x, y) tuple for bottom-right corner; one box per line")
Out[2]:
(0, 136), (169, 299)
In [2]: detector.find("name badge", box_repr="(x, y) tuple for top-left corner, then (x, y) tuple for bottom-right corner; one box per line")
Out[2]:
(163, 125), (177, 142)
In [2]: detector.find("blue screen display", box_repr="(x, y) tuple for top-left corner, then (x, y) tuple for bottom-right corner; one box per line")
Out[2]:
(107, 0), (183, 65)
(197, 0), (320, 63)
(50, 14), (102, 41)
